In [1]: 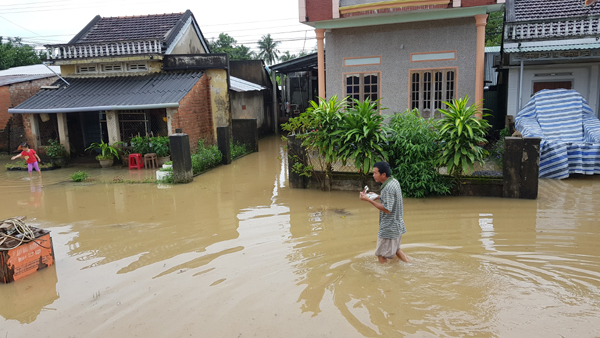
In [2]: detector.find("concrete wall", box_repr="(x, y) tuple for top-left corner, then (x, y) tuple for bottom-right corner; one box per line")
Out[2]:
(325, 17), (478, 114)
(507, 63), (600, 117)
(230, 91), (265, 125)
(205, 69), (231, 137)
(59, 58), (162, 77)
(229, 60), (270, 87)
(170, 23), (206, 55)
(172, 75), (213, 152)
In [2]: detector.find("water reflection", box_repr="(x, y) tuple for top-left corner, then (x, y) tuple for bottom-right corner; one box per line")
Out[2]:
(0, 266), (58, 324)
(0, 142), (600, 337)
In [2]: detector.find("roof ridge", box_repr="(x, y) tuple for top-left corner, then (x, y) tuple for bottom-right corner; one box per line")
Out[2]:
(110, 12), (185, 19)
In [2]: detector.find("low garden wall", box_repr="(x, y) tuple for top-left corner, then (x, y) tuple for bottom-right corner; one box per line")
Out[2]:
(287, 135), (542, 199)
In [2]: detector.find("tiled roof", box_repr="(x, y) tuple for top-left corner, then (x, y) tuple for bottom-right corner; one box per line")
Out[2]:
(69, 11), (189, 44)
(0, 74), (55, 87)
(509, 0), (600, 22)
(504, 42), (600, 52)
(10, 72), (203, 113)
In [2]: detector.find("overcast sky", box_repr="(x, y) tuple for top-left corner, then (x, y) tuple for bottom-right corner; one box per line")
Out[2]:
(0, 0), (317, 56)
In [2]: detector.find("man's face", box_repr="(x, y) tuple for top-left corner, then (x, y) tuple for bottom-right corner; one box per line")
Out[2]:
(373, 167), (386, 183)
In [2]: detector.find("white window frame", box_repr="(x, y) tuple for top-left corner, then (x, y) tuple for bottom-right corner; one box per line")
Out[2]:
(343, 72), (381, 108)
(409, 68), (457, 119)
(126, 62), (148, 72)
(77, 64), (99, 74)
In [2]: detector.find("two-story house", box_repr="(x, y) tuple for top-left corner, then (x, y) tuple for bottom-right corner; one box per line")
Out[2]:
(9, 10), (231, 155)
(501, 0), (600, 117)
(298, 0), (504, 118)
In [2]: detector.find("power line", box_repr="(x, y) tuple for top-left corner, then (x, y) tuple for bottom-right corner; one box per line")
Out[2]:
(0, 0), (72, 7)
(0, 15), (40, 36)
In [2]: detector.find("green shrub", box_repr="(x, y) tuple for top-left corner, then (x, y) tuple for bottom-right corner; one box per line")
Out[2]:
(46, 139), (66, 158)
(130, 135), (151, 156)
(70, 171), (89, 182)
(436, 96), (491, 179)
(387, 109), (452, 198)
(231, 141), (249, 159)
(192, 140), (222, 174)
(150, 136), (170, 157)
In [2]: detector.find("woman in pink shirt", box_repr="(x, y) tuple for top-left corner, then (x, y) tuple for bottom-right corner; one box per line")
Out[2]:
(11, 142), (42, 179)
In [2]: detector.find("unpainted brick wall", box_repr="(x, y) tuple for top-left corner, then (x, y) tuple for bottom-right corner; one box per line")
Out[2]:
(1, 77), (55, 151)
(171, 75), (214, 153)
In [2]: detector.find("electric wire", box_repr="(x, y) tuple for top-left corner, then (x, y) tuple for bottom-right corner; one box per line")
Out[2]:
(0, 217), (51, 251)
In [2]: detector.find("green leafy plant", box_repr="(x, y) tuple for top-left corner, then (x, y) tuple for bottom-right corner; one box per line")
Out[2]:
(231, 141), (250, 159)
(45, 139), (66, 158)
(5, 160), (53, 170)
(436, 96), (491, 180)
(192, 140), (223, 175)
(164, 161), (173, 165)
(337, 97), (389, 176)
(130, 135), (151, 156)
(387, 109), (452, 198)
(70, 171), (89, 182)
(158, 166), (173, 172)
(150, 136), (170, 157)
(85, 141), (124, 160)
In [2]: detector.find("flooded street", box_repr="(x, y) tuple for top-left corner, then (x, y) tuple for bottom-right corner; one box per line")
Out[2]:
(1, 136), (600, 337)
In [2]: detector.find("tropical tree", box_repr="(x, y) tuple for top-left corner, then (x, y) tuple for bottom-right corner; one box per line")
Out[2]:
(0, 37), (46, 70)
(486, 8), (504, 46)
(257, 34), (281, 65)
(208, 33), (255, 60)
(279, 51), (296, 62)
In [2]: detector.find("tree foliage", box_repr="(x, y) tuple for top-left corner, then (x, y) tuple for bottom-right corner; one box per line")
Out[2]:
(207, 33), (255, 60)
(0, 37), (45, 70)
(486, 8), (505, 47)
(257, 34), (281, 65)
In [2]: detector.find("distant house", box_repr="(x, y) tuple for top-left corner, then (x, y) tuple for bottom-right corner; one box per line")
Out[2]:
(502, 0), (600, 117)
(298, 0), (504, 118)
(229, 60), (274, 137)
(0, 65), (60, 152)
(9, 10), (232, 154)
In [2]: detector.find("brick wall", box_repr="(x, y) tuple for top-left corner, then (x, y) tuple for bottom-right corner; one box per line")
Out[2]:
(306, 0), (333, 22)
(171, 74), (214, 152)
(0, 87), (9, 131)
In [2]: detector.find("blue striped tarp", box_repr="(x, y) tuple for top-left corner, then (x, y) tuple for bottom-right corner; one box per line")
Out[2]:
(515, 89), (600, 179)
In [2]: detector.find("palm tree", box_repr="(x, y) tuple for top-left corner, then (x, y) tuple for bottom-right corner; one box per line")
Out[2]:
(257, 34), (281, 65)
(279, 51), (297, 62)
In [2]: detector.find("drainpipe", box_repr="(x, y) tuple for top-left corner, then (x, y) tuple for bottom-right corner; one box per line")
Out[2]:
(42, 61), (70, 86)
(518, 60), (524, 111)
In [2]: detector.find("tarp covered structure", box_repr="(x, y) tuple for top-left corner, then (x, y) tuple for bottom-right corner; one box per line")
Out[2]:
(516, 89), (600, 179)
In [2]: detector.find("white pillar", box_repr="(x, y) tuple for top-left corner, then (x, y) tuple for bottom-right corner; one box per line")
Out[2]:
(106, 111), (121, 145)
(589, 65), (599, 117)
(57, 113), (70, 154)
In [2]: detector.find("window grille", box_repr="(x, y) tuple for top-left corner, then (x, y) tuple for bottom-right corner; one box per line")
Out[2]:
(118, 109), (167, 143)
(410, 68), (456, 118)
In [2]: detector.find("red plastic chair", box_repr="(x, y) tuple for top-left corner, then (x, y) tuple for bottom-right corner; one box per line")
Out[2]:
(128, 153), (143, 170)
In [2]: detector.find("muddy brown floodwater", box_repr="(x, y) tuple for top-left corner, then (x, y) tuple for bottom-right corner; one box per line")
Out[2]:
(1, 136), (600, 337)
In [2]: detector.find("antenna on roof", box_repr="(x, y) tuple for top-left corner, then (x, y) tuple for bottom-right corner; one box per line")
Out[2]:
(42, 61), (70, 87)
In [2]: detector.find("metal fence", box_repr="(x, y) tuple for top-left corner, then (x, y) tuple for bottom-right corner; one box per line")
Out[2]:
(116, 109), (168, 144)
(306, 149), (357, 173)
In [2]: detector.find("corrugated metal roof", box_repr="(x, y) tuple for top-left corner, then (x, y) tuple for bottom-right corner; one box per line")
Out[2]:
(0, 74), (55, 87)
(0, 64), (60, 76)
(11, 72), (203, 113)
(230, 76), (266, 92)
(504, 43), (600, 53)
(485, 46), (501, 53)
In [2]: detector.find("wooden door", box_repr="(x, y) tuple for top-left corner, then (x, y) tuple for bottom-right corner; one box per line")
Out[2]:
(533, 81), (572, 94)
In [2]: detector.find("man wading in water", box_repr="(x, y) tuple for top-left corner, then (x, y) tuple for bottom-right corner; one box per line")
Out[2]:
(359, 161), (409, 263)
